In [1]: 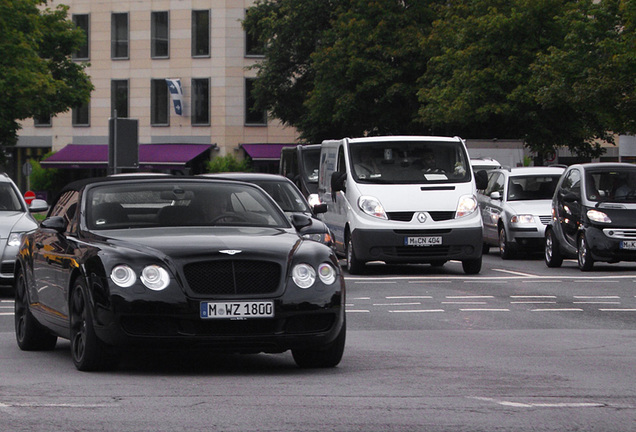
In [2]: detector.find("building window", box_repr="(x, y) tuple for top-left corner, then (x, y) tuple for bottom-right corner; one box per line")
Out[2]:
(191, 78), (210, 125)
(111, 80), (129, 118)
(151, 79), (169, 126)
(73, 101), (90, 126)
(245, 9), (264, 57)
(34, 114), (51, 127)
(72, 14), (90, 60)
(111, 13), (129, 59)
(245, 78), (267, 125)
(192, 10), (210, 57)
(151, 11), (169, 58)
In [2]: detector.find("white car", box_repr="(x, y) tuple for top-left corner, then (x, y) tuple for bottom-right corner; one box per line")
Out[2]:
(0, 173), (47, 286)
(477, 166), (565, 258)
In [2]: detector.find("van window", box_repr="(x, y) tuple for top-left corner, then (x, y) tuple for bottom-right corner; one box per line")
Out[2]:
(348, 140), (470, 184)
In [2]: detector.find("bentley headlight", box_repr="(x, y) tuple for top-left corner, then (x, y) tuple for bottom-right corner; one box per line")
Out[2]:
(8, 233), (22, 247)
(141, 265), (170, 291)
(111, 265), (136, 287)
(358, 196), (387, 219)
(318, 263), (336, 285)
(292, 263), (316, 289)
(510, 214), (535, 224)
(587, 209), (611, 223)
(456, 195), (478, 218)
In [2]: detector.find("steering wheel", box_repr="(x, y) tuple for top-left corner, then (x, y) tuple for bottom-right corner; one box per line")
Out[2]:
(210, 213), (248, 224)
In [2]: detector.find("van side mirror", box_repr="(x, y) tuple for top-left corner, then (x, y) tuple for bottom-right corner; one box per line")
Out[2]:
(475, 170), (488, 190)
(331, 172), (346, 193)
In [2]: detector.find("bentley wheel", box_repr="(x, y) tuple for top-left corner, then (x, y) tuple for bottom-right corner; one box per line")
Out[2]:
(70, 279), (115, 371)
(577, 234), (594, 271)
(544, 229), (563, 268)
(292, 321), (346, 368)
(14, 268), (57, 351)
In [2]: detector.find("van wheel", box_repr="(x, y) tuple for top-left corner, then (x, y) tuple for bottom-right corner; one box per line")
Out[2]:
(346, 236), (365, 275)
(498, 225), (516, 259)
(544, 229), (563, 268)
(577, 234), (594, 271)
(462, 257), (482, 274)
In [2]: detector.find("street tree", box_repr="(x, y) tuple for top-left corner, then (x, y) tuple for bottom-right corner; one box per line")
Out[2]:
(0, 0), (93, 147)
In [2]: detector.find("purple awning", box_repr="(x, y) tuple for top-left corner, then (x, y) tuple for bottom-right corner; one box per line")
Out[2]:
(40, 144), (214, 169)
(241, 143), (296, 160)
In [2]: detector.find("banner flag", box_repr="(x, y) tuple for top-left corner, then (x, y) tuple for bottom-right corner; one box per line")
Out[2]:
(165, 78), (183, 116)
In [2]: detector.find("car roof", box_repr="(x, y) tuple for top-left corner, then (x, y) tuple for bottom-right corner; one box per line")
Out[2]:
(494, 166), (566, 176)
(202, 172), (293, 183)
(569, 162), (636, 171)
(327, 136), (463, 144)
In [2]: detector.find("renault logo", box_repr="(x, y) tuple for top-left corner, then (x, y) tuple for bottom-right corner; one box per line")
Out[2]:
(416, 212), (427, 223)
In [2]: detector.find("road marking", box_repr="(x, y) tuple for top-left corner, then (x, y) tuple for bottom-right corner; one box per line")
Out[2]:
(573, 295), (620, 299)
(493, 268), (537, 277)
(510, 301), (557, 304)
(574, 280), (619, 283)
(510, 295), (557, 298)
(0, 313), (13, 316)
(459, 308), (510, 312)
(386, 296), (433, 299)
(346, 310), (370, 313)
(350, 297), (370, 300)
(353, 281), (396, 284)
(0, 401), (116, 408)
(388, 309), (444, 313)
(599, 308), (636, 312)
(522, 280), (563, 283)
(442, 301), (488, 304)
(470, 396), (605, 408)
(573, 301), (621, 304)
(373, 302), (421, 306)
(531, 308), (584, 312)
(446, 295), (494, 299)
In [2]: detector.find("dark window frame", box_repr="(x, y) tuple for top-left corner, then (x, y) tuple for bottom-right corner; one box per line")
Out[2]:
(191, 78), (210, 126)
(191, 9), (210, 57)
(151, 11), (170, 58)
(245, 78), (267, 126)
(151, 79), (170, 126)
(72, 14), (90, 60)
(111, 79), (129, 118)
(72, 101), (90, 127)
(111, 12), (129, 59)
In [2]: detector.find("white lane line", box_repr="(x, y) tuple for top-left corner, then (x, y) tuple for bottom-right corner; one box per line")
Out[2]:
(599, 309), (636, 312)
(465, 280), (508, 284)
(574, 280), (619, 283)
(386, 296), (433, 299)
(470, 397), (605, 408)
(510, 295), (557, 298)
(408, 281), (453, 284)
(531, 308), (584, 312)
(493, 268), (537, 277)
(388, 309), (444, 313)
(510, 301), (557, 304)
(446, 296), (494, 299)
(459, 308), (510, 312)
(573, 295), (620, 299)
(442, 301), (488, 304)
(346, 310), (370, 313)
(573, 301), (621, 304)
(350, 297), (371, 300)
(353, 281), (396, 284)
(373, 302), (421, 306)
(0, 402), (116, 408)
(522, 280), (563, 283)
(0, 313), (13, 316)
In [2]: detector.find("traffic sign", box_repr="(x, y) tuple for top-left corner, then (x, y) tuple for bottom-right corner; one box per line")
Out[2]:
(24, 190), (36, 205)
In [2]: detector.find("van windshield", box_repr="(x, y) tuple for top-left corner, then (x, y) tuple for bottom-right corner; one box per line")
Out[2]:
(349, 140), (471, 184)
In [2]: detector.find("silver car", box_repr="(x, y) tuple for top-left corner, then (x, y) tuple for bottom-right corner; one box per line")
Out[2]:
(0, 174), (47, 286)
(477, 166), (565, 259)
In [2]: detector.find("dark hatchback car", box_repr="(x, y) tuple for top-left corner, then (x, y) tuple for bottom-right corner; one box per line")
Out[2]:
(14, 176), (345, 370)
(545, 163), (636, 271)
(203, 172), (333, 248)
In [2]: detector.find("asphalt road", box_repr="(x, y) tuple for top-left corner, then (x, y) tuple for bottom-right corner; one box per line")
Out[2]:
(1, 253), (635, 431)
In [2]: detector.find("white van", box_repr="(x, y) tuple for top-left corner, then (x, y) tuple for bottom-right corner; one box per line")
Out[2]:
(317, 136), (488, 274)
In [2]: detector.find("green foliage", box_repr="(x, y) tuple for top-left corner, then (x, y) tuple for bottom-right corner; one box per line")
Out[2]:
(0, 0), (93, 146)
(246, 0), (636, 158)
(28, 156), (65, 193)
(206, 154), (252, 173)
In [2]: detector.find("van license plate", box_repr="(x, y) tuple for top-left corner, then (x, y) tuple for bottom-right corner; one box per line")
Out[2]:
(620, 241), (636, 250)
(405, 236), (442, 246)
(200, 301), (274, 319)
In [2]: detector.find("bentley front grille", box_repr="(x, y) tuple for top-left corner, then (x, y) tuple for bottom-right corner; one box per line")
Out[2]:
(183, 260), (281, 296)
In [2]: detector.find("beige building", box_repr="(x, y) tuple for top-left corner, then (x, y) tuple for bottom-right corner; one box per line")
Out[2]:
(13, 0), (298, 188)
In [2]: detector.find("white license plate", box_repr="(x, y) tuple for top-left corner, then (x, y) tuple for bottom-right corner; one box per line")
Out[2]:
(200, 301), (274, 319)
(405, 236), (442, 246)
(620, 241), (636, 250)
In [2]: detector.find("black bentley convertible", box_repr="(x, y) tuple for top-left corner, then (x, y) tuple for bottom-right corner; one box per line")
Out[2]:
(14, 176), (345, 371)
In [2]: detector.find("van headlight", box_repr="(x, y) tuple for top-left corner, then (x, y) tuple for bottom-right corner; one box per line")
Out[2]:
(456, 195), (478, 218)
(358, 196), (388, 219)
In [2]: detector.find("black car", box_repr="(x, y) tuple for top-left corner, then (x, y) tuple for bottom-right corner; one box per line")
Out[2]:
(14, 176), (345, 370)
(545, 163), (636, 271)
(202, 173), (333, 248)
